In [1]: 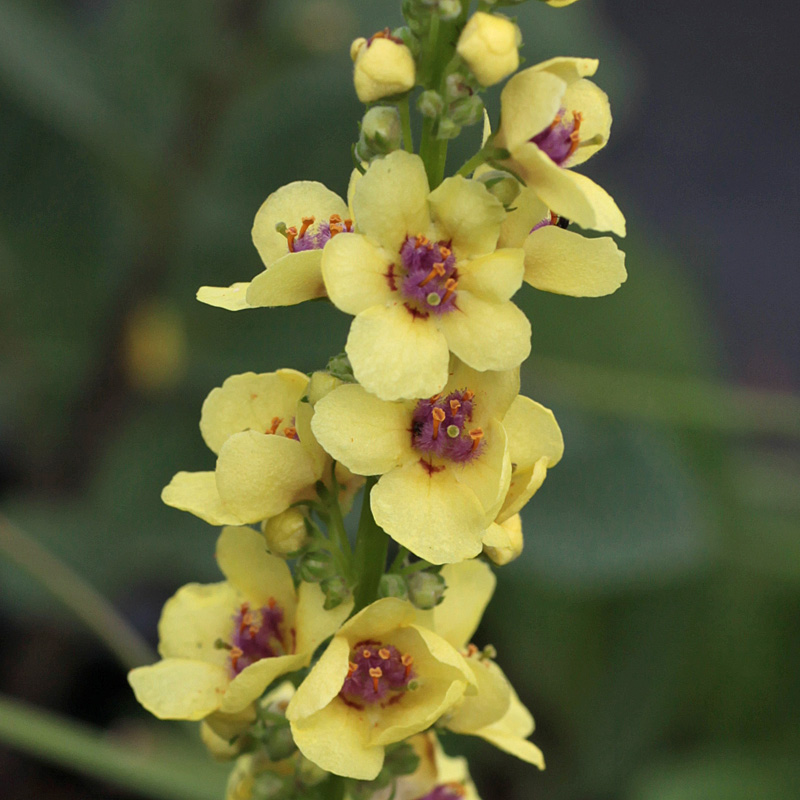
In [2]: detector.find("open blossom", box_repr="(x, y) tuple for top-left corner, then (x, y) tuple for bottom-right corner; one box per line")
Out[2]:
(494, 57), (625, 236)
(351, 31), (416, 103)
(285, 598), (474, 780)
(197, 181), (350, 311)
(457, 12), (521, 87)
(322, 150), (531, 401)
(128, 527), (352, 721)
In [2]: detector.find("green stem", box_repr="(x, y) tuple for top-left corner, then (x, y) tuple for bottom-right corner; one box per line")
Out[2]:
(0, 513), (155, 670)
(456, 147), (492, 177)
(0, 694), (226, 800)
(317, 482), (352, 580)
(388, 545), (410, 573)
(398, 95), (413, 153)
(352, 476), (388, 613)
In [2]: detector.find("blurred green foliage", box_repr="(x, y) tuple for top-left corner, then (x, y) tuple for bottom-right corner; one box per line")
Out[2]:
(0, 1), (798, 799)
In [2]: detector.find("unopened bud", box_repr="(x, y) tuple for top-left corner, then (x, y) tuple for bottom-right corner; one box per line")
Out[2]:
(477, 169), (521, 206)
(352, 36), (416, 103)
(437, 0), (462, 21)
(417, 90), (444, 118)
(263, 724), (296, 762)
(483, 513), (524, 565)
(384, 741), (421, 776)
(263, 509), (308, 556)
(356, 106), (403, 161)
(251, 771), (287, 800)
(450, 94), (485, 127)
(457, 12), (521, 87)
(320, 575), (350, 610)
(436, 117), (461, 140)
(297, 755), (328, 787)
(378, 573), (409, 599)
(297, 549), (334, 582)
(306, 370), (343, 405)
(407, 571), (446, 609)
(199, 721), (242, 761)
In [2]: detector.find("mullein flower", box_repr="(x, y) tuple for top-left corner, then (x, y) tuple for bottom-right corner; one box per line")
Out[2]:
(161, 370), (327, 526)
(456, 12), (521, 87)
(197, 181), (351, 311)
(493, 57), (625, 236)
(311, 358), (521, 564)
(351, 31), (416, 103)
(285, 598), (474, 780)
(322, 150), (530, 401)
(128, 527), (352, 721)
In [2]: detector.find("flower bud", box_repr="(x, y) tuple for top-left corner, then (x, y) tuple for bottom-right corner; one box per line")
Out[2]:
(436, 117), (461, 140)
(356, 106), (403, 161)
(296, 549), (334, 582)
(450, 94), (485, 127)
(437, 0), (462, 21)
(378, 572), (409, 599)
(297, 756), (328, 787)
(477, 168), (521, 207)
(417, 90), (444, 118)
(200, 721), (243, 761)
(483, 513), (524, 566)
(352, 35), (416, 103)
(251, 771), (288, 800)
(263, 724), (296, 762)
(456, 12), (521, 87)
(262, 509), (308, 556)
(407, 571), (446, 609)
(320, 575), (350, 610)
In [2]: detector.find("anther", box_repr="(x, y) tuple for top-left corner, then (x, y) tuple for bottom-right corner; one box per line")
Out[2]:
(442, 278), (457, 302)
(466, 643), (479, 657)
(299, 216), (315, 238)
(415, 234), (429, 248)
(268, 597), (276, 609)
(432, 407), (446, 439)
(230, 645), (243, 670)
(469, 427), (484, 450)
(566, 111), (584, 159)
(369, 666), (383, 692)
(450, 399), (461, 414)
(429, 393), (442, 403)
(362, 648), (372, 659)
(347, 661), (358, 677)
(447, 424), (460, 438)
(401, 653), (414, 678)
(286, 226), (298, 252)
(549, 211), (559, 226)
(344, 218), (353, 231)
(419, 261), (446, 287)
(378, 648), (391, 660)
(283, 426), (298, 439)
(438, 246), (451, 260)
(462, 390), (474, 402)
(329, 214), (342, 224)
(329, 223), (344, 237)
(268, 417), (282, 434)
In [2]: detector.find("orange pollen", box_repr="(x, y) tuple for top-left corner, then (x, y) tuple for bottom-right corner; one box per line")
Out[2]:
(566, 111), (584, 158)
(268, 417), (282, 434)
(548, 113), (562, 131)
(469, 427), (484, 450)
(419, 261), (446, 287)
(449, 399), (461, 414)
(432, 407), (446, 439)
(401, 653), (414, 678)
(446, 783), (467, 797)
(442, 278), (458, 302)
(283, 426), (298, 440)
(347, 661), (358, 677)
(429, 393), (442, 403)
(462, 390), (474, 402)
(439, 246), (451, 260)
(415, 234), (429, 248)
(230, 645), (243, 669)
(549, 211), (559, 226)
(329, 214), (342, 224)
(268, 597), (276, 609)
(369, 666), (383, 692)
(299, 216), (315, 238)
(362, 649), (372, 659)
(286, 226), (298, 252)
(466, 643), (479, 657)
(329, 223), (344, 237)
(344, 218), (353, 231)
(378, 648), (391, 660)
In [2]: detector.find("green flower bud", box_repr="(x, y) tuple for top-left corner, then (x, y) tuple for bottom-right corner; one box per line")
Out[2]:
(407, 571), (446, 609)
(263, 724), (296, 762)
(378, 573), (409, 599)
(477, 168), (521, 206)
(383, 741), (421, 777)
(417, 90), (444, 118)
(450, 94), (485, 127)
(251, 771), (289, 800)
(356, 106), (403, 161)
(296, 549), (334, 583)
(438, 0), (462, 21)
(436, 117), (462, 140)
(320, 575), (350, 610)
(297, 755), (329, 787)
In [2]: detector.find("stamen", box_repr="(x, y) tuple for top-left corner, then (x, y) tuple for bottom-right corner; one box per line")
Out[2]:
(566, 111), (584, 159)
(283, 426), (298, 439)
(429, 393), (442, 403)
(446, 782), (467, 798)
(462, 390), (474, 402)
(549, 211), (559, 226)
(369, 666), (383, 692)
(447, 424), (460, 438)
(378, 648), (391, 660)
(362, 648), (372, 659)
(432, 407), (446, 439)
(344, 218), (353, 231)
(415, 234), (429, 248)
(347, 661), (358, 678)
(469, 427), (484, 450)
(286, 226), (298, 252)
(438, 246), (451, 260)
(419, 261), (446, 287)
(548, 113), (562, 131)
(268, 597), (277, 609)
(442, 278), (457, 302)
(268, 416), (282, 434)
(466, 643), (479, 657)
(401, 653), (414, 678)
(449, 399), (461, 414)
(299, 216), (315, 238)
(230, 645), (243, 670)
(329, 214), (342, 224)
(329, 223), (344, 237)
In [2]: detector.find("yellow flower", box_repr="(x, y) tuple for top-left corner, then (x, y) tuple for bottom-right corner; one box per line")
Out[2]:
(161, 370), (327, 526)
(543, 0), (581, 6)
(352, 32), (416, 103)
(197, 180), (350, 311)
(312, 358), (520, 564)
(285, 598), (474, 780)
(428, 562), (545, 769)
(457, 12), (521, 87)
(128, 527), (352, 721)
(482, 512), (523, 566)
(493, 57), (625, 236)
(322, 150), (530, 401)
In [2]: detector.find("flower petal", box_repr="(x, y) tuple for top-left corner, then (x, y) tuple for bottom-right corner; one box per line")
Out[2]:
(200, 370), (309, 455)
(503, 395), (564, 468)
(161, 471), (244, 526)
(532, 56), (599, 84)
(352, 151), (430, 254)
(311, 384), (413, 476)
(433, 560), (496, 649)
(128, 659), (227, 720)
(459, 248), (525, 303)
(523, 225), (626, 296)
(446, 658), (512, 733)
(438, 291), (531, 373)
(245, 250), (325, 307)
(321, 232), (394, 315)
(371, 462), (486, 564)
(339, 597), (418, 644)
(475, 689), (544, 768)
(446, 359), (520, 427)
(196, 282), (251, 311)
(497, 458), (549, 523)
(498, 186), (549, 249)
(221, 652), (307, 714)
(347, 304), (450, 401)
(215, 432), (320, 523)
(286, 635), (351, 721)
(562, 79), (612, 167)
(294, 580), (354, 655)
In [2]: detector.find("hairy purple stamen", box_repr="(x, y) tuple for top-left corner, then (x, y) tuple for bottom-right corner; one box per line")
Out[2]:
(419, 785), (467, 800)
(411, 390), (484, 463)
(229, 601), (286, 676)
(340, 640), (415, 707)
(398, 236), (458, 314)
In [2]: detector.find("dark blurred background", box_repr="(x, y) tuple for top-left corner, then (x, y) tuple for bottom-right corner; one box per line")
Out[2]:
(1, 1), (799, 798)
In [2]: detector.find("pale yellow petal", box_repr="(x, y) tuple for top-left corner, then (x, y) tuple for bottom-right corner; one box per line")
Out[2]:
(161, 471), (244, 526)
(158, 581), (240, 665)
(200, 370), (309, 455)
(216, 526), (296, 615)
(561, 79), (611, 166)
(498, 186), (549, 249)
(220, 652), (307, 714)
(286, 635), (351, 721)
(252, 181), (347, 267)
(371, 462), (486, 564)
(215, 432), (320, 523)
(427, 176), (505, 259)
(196, 282), (251, 311)
(473, 684), (544, 767)
(338, 597), (418, 644)
(311, 384), (413, 476)
(497, 458), (549, 523)
(294, 580), (354, 655)
(458, 249), (525, 303)
(503, 395), (564, 468)
(532, 56), (599, 85)
(495, 69), (566, 153)
(446, 359), (520, 427)
(512, 143), (626, 236)
(434, 560), (496, 649)
(437, 291), (531, 373)
(352, 151), (430, 254)
(483, 513), (524, 565)
(446, 658), (511, 733)
(245, 250), (325, 307)
(523, 225), (626, 296)
(476, 729), (545, 768)
(346, 304), (450, 401)
(321, 233), (394, 315)
(128, 659), (227, 720)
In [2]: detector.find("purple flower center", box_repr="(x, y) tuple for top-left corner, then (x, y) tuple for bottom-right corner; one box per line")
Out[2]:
(411, 390), (484, 464)
(340, 640), (415, 708)
(420, 785), (467, 800)
(229, 601), (287, 676)
(530, 108), (583, 167)
(389, 235), (458, 316)
(287, 214), (352, 253)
